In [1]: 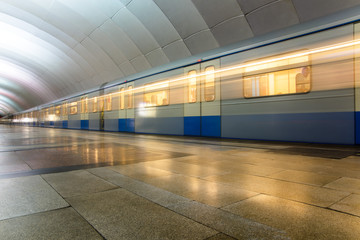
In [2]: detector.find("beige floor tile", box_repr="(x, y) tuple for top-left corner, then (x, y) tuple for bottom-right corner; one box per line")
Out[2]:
(223, 194), (360, 240)
(330, 194), (360, 216)
(0, 175), (69, 220)
(0, 208), (102, 240)
(42, 170), (118, 198)
(324, 177), (360, 194)
(205, 173), (350, 207)
(144, 174), (258, 207)
(269, 169), (340, 186)
(67, 189), (217, 240)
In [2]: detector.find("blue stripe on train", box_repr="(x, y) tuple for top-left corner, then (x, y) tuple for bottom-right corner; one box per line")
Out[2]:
(202, 116), (221, 137)
(119, 118), (135, 132)
(81, 120), (89, 130)
(222, 112), (355, 144)
(184, 116), (201, 136)
(184, 116), (221, 137)
(356, 112), (360, 145)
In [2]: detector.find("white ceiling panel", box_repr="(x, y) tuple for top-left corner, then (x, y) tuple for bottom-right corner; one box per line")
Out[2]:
(128, 0), (181, 47)
(145, 48), (170, 67)
(154, 0), (209, 38)
(90, 28), (128, 67)
(162, 40), (192, 62)
(130, 55), (152, 73)
(100, 20), (142, 60)
(184, 29), (219, 54)
(192, 0), (243, 28)
(119, 61), (137, 77)
(112, 7), (160, 54)
(211, 16), (253, 46)
(237, 0), (277, 14)
(246, 0), (299, 35)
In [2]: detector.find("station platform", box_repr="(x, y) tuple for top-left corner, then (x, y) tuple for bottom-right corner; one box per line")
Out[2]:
(0, 125), (360, 239)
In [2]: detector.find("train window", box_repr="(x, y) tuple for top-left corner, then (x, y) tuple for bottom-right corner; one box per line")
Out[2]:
(55, 106), (61, 116)
(120, 88), (125, 110)
(127, 86), (133, 109)
(188, 70), (197, 103)
(205, 66), (215, 102)
(105, 94), (112, 111)
(92, 97), (98, 112)
(243, 53), (311, 98)
(144, 81), (169, 107)
(70, 102), (78, 115)
(62, 102), (68, 116)
(81, 97), (88, 113)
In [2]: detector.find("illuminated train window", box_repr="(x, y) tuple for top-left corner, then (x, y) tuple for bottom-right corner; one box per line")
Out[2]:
(81, 97), (88, 113)
(62, 102), (68, 116)
(70, 102), (78, 115)
(188, 70), (197, 103)
(205, 66), (215, 102)
(243, 53), (311, 98)
(92, 97), (98, 112)
(144, 81), (169, 107)
(120, 88), (125, 110)
(55, 106), (61, 116)
(105, 94), (112, 111)
(127, 86), (133, 109)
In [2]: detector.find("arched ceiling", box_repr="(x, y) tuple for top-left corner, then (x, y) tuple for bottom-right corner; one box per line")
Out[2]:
(1, 0), (360, 116)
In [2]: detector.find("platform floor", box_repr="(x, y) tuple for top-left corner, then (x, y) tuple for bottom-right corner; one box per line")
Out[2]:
(0, 125), (360, 239)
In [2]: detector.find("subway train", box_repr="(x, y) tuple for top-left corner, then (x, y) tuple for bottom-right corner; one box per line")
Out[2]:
(12, 21), (360, 145)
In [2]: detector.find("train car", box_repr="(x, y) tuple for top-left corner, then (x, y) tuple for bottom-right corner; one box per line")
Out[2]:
(12, 21), (360, 145)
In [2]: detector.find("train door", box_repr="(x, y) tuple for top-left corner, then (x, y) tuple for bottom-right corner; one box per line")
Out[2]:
(184, 59), (221, 137)
(119, 82), (135, 132)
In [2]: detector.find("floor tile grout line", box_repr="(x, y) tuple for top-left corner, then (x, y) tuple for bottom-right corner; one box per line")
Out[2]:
(199, 176), (360, 218)
(87, 167), (288, 239)
(38, 174), (107, 240)
(0, 206), (72, 223)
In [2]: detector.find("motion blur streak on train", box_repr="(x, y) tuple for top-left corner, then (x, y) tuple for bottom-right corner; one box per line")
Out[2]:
(9, 22), (360, 144)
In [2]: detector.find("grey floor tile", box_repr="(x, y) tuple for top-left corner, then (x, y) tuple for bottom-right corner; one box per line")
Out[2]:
(205, 173), (350, 207)
(0, 175), (69, 220)
(324, 177), (360, 194)
(42, 170), (118, 198)
(205, 233), (237, 240)
(67, 189), (217, 240)
(168, 199), (289, 239)
(144, 174), (258, 207)
(330, 194), (360, 217)
(88, 167), (194, 208)
(269, 170), (340, 186)
(0, 208), (103, 240)
(141, 159), (229, 178)
(223, 194), (360, 240)
(109, 163), (173, 181)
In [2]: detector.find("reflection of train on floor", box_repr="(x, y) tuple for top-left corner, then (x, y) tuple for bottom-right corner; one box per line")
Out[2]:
(12, 21), (360, 145)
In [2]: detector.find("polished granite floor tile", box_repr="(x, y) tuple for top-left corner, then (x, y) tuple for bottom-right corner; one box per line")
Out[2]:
(67, 189), (217, 240)
(0, 152), (31, 173)
(0, 208), (103, 240)
(109, 163), (173, 181)
(324, 177), (360, 194)
(205, 173), (350, 207)
(76, 169), (288, 239)
(205, 233), (237, 240)
(223, 194), (360, 240)
(268, 169), (340, 186)
(141, 159), (230, 178)
(42, 170), (118, 198)
(330, 194), (360, 216)
(168, 199), (289, 239)
(0, 175), (69, 220)
(142, 174), (259, 208)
